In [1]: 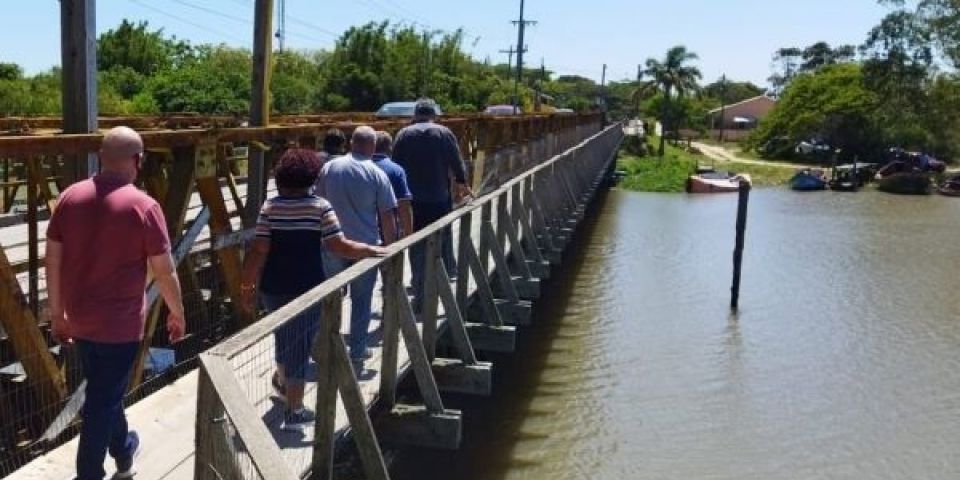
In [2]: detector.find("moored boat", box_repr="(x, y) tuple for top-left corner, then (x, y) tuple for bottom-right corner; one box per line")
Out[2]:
(789, 169), (827, 191)
(686, 171), (752, 193)
(876, 172), (932, 195)
(829, 163), (862, 191)
(938, 175), (960, 196)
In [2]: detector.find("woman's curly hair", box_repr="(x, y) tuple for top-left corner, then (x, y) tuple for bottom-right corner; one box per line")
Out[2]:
(274, 148), (321, 190)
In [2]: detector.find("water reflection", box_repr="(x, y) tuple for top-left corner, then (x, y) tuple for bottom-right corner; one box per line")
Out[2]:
(393, 188), (960, 480)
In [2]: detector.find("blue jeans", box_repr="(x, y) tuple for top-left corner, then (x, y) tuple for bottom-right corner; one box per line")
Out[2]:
(261, 292), (321, 383)
(410, 201), (457, 311)
(323, 252), (379, 358)
(76, 340), (139, 480)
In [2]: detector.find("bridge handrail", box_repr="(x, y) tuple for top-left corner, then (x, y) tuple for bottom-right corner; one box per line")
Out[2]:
(210, 123), (618, 360)
(195, 122), (624, 479)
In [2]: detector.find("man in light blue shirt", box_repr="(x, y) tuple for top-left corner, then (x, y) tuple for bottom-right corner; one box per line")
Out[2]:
(317, 126), (398, 364)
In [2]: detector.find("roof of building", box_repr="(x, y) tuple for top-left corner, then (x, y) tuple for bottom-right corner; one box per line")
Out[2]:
(708, 95), (776, 114)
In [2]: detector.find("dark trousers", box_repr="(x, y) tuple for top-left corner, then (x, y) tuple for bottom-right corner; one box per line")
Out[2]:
(76, 340), (139, 480)
(409, 200), (456, 310)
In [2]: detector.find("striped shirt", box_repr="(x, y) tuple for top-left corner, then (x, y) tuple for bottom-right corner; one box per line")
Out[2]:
(256, 195), (342, 295)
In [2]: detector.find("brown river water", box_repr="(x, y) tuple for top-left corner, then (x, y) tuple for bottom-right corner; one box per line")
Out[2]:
(393, 187), (960, 480)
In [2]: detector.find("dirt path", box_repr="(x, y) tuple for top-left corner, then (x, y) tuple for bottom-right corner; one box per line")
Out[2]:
(691, 142), (815, 169)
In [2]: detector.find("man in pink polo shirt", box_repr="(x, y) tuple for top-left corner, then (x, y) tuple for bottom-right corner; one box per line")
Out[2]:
(46, 126), (185, 480)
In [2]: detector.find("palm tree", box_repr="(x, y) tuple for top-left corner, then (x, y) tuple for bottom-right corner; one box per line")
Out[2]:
(636, 46), (702, 156)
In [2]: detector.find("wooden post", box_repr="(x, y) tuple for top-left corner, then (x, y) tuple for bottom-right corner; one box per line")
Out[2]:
(479, 202), (492, 274)
(422, 234), (439, 360)
(59, 0), (98, 182)
(332, 328), (390, 480)
(455, 212), (471, 313)
(194, 143), (252, 326)
(312, 291), (342, 480)
(245, 0), (274, 228)
(730, 181), (751, 311)
(26, 158), (39, 317)
(379, 257), (402, 408)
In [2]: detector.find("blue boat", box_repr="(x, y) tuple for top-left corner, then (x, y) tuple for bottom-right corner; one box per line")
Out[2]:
(789, 169), (827, 191)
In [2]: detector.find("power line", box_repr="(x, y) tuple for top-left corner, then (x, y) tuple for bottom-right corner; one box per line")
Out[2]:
(171, 0), (252, 27)
(127, 0), (248, 44)
(169, 0), (333, 45)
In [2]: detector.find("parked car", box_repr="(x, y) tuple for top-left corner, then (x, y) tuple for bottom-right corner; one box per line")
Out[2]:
(795, 139), (832, 156)
(374, 101), (444, 118)
(484, 104), (521, 115)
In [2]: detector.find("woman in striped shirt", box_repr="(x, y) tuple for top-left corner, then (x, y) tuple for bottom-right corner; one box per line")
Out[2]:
(240, 148), (385, 431)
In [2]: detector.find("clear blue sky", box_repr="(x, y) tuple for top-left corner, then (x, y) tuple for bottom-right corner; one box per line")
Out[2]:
(2, 0), (896, 87)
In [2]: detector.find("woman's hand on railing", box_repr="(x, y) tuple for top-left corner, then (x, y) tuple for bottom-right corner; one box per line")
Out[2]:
(365, 245), (388, 258)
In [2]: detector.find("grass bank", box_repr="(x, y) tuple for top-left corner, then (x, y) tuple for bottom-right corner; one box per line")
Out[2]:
(617, 141), (797, 192)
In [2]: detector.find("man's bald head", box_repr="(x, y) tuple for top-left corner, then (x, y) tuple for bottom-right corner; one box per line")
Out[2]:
(99, 126), (144, 173)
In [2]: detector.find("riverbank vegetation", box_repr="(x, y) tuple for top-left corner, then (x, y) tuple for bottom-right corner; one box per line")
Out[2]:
(617, 138), (796, 192)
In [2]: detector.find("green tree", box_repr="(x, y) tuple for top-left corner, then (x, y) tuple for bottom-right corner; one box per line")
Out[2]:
(98, 20), (191, 75)
(702, 78), (765, 104)
(860, 10), (934, 148)
(0, 63), (22, 81)
(638, 45), (702, 156)
(146, 46), (251, 113)
(750, 63), (882, 159)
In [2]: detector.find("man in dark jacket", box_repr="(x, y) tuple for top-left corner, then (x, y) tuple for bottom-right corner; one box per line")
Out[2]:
(392, 98), (472, 311)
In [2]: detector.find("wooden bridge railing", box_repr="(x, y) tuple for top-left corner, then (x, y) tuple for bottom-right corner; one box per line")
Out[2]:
(0, 112), (602, 475)
(195, 123), (624, 479)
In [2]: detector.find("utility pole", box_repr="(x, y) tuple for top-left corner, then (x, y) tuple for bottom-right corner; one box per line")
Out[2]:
(600, 63), (607, 106)
(511, 0), (536, 113)
(535, 58), (546, 112)
(246, 0), (273, 228)
(499, 45), (517, 77)
(718, 74), (728, 142)
(60, 0), (98, 182)
(275, 0), (286, 53)
(635, 64), (643, 118)
(420, 31), (432, 97)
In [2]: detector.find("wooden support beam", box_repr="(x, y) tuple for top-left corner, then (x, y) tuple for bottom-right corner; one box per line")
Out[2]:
(464, 323), (516, 353)
(312, 292), (341, 480)
(462, 232), (504, 327)
(479, 202), (492, 273)
(0, 246), (66, 409)
(194, 361), (244, 480)
(194, 143), (252, 326)
(434, 256), (478, 365)
(467, 298), (531, 327)
(28, 157), (58, 213)
(455, 212), (471, 314)
(395, 279), (445, 414)
(421, 233), (440, 361)
(430, 358), (492, 396)
(482, 222), (521, 303)
(200, 355), (298, 479)
(375, 403), (462, 450)
(332, 318), (390, 480)
(26, 158), (39, 317)
(379, 257), (402, 409)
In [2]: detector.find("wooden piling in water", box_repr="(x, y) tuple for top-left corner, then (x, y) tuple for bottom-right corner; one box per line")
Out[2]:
(730, 180), (751, 311)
